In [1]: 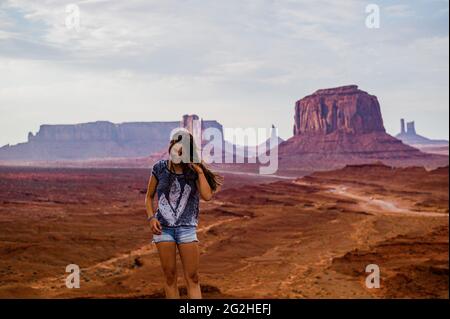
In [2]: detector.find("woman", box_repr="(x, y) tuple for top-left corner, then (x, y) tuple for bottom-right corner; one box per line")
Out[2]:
(145, 129), (223, 299)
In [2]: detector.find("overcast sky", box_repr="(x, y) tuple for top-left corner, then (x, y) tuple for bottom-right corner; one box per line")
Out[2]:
(0, 0), (448, 146)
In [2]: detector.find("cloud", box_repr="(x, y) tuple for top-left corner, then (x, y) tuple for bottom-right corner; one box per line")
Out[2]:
(0, 0), (448, 145)
(384, 4), (414, 17)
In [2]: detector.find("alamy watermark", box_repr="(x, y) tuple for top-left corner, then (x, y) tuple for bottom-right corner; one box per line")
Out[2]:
(65, 4), (81, 32)
(365, 4), (380, 29)
(65, 264), (81, 289)
(365, 264), (380, 289)
(169, 120), (279, 175)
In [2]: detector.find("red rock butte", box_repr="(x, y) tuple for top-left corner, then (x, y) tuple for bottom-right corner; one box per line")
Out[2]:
(277, 85), (448, 172)
(293, 85), (384, 135)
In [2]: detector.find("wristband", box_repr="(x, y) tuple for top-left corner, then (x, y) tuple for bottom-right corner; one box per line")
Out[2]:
(147, 215), (156, 221)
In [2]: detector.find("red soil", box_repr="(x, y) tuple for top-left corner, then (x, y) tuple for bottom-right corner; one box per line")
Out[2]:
(0, 164), (447, 298)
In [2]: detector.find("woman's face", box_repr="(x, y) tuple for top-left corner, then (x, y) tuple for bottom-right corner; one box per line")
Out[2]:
(170, 143), (183, 164)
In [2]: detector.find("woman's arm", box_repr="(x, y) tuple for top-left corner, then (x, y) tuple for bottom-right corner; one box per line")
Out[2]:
(192, 164), (213, 201)
(145, 174), (157, 217)
(145, 174), (162, 234)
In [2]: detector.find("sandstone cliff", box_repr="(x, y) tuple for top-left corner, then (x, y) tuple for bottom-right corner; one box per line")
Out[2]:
(293, 85), (385, 135)
(0, 117), (223, 161)
(277, 85), (448, 172)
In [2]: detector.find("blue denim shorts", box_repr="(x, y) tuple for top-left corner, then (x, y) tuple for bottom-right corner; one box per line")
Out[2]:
(152, 225), (199, 244)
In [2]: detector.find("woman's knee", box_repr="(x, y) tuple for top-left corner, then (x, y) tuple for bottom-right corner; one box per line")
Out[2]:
(185, 271), (199, 284)
(163, 267), (177, 286)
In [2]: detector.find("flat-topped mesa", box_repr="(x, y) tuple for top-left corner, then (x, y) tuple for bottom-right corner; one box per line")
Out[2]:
(293, 85), (386, 135)
(313, 85), (360, 96)
(0, 115), (224, 161)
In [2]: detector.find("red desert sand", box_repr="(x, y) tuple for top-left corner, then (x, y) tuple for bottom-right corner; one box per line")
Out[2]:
(0, 164), (448, 298)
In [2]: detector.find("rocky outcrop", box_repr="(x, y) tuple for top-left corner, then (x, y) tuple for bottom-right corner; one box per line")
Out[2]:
(278, 85), (449, 172)
(396, 119), (448, 146)
(0, 116), (224, 161)
(181, 114), (224, 145)
(293, 85), (385, 135)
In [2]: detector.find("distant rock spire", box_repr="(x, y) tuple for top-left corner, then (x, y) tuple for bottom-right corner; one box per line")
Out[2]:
(406, 121), (416, 135)
(270, 124), (278, 143)
(400, 119), (405, 134)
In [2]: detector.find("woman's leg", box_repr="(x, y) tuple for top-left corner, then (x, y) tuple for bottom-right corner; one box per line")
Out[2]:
(178, 242), (202, 299)
(156, 242), (179, 299)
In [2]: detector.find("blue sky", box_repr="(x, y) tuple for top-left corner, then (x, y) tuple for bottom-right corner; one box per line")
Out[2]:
(0, 0), (448, 146)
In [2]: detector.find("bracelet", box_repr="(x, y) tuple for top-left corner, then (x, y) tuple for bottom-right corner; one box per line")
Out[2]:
(147, 215), (156, 221)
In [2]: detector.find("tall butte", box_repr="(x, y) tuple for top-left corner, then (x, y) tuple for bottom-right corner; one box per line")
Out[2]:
(277, 85), (448, 172)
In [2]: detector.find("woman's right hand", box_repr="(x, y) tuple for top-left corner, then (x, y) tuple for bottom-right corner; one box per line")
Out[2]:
(150, 218), (162, 235)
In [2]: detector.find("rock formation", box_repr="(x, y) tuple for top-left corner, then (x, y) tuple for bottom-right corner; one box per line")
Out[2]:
(293, 85), (385, 135)
(396, 119), (448, 146)
(277, 85), (448, 172)
(0, 116), (223, 161)
(181, 114), (224, 146)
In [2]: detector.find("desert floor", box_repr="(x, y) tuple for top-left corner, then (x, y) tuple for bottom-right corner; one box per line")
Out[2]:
(0, 164), (448, 298)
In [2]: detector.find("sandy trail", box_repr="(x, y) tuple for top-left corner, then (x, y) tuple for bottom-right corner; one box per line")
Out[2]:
(215, 169), (295, 180)
(293, 179), (447, 217)
(327, 185), (448, 218)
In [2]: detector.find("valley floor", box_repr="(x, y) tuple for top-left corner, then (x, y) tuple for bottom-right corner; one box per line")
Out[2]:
(0, 165), (447, 298)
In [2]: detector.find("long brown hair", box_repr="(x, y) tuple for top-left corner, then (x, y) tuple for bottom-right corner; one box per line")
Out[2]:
(167, 129), (223, 192)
